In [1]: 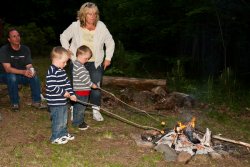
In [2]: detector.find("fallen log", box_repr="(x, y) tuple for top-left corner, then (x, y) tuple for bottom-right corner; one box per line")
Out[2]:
(102, 76), (166, 90)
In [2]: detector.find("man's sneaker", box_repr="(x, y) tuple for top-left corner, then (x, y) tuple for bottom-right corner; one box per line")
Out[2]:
(78, 122), (90, 130)
(92, 106), (104, 121)
(63, 133), (75, 141)
(51, 137), (68, 144)
(11, 104), (20, 112)
(31, 102), (47, 109)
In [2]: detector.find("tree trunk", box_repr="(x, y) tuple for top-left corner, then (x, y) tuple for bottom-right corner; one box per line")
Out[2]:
(102, 76), (166, 90)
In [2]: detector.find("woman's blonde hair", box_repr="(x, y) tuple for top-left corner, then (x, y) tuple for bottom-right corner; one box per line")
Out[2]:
(50, 46), (68, 60)
(77, 2), (100, 27)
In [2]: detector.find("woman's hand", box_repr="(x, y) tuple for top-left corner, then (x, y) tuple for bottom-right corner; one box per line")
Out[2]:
(103, 60), (111, 70)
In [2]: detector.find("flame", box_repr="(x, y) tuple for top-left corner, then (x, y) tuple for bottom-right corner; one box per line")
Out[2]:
(177, 122), (187, 130)
(175, 117), (196, 133)
(189, 117), (196, 128)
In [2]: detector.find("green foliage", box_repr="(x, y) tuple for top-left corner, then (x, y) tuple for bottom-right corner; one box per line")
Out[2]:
(205, 75), (214, 102)
(32, 57), (51, 82)
(166, 63), (248, 113)
(105, 40), (144, 77)
(201, 70), (248, 113)
(217, 67), (238, 106)
(105, 67), (124, 76)
(167, 59), (196, 93)
(219, 67), (237, 92)
(186, 7), (212, 16)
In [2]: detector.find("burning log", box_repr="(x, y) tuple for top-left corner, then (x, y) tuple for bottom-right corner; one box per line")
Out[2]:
(193, 128), (211, 147)
(175, 117), (201, 144)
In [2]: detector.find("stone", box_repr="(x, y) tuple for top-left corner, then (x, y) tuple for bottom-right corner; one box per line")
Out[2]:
(130, 133), (154, 148)
(176, 151), (192, 163)
(154, 144), (177, 162)
(209, 151), (223, 159)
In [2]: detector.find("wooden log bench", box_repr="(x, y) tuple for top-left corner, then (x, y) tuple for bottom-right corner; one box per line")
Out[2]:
(102, 76), (167, 90)
(0, 84), (8, 97)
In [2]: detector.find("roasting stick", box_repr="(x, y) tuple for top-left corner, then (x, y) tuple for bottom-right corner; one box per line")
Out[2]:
(99, 87), (162, 123)
(196, 129), (250, 148)
(76, 99), (161, 132)
(212, 135), (250, 148)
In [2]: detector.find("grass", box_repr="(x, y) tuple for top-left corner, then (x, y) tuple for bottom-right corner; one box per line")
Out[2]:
(1, 90), (250, 166)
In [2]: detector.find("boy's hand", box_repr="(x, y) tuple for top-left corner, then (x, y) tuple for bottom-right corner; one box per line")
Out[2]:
(92, 83), (98, 89)
(64, 91), (70, 98)
(70, 95), (77, 102)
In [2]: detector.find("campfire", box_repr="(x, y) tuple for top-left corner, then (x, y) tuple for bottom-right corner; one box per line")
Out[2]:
(144, 117), (214, 156)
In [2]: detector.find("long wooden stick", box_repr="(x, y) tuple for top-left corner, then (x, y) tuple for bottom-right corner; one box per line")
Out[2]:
(196, 129), (250, 148)
(212, 135), (250, 148)
(76, 99), (162, 132)
(100, 87), (161, 123)
(100, 107), (162, 132)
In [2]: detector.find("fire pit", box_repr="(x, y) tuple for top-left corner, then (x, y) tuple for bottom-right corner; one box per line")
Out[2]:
(153, 117), (214, 156)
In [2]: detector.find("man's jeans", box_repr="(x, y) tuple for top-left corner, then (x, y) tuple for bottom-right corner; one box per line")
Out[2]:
(72, 94), (89, 126)
(0, 73), (41, 105)
(49, 105), (68, 141)
(85, 62), (104, 106)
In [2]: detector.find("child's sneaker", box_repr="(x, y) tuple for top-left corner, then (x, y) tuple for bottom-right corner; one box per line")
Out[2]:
(78, 122), (90, 130)
(64, 133), (75, 141)
(51, 137), (68, 144)
(92, 106), (104, 121)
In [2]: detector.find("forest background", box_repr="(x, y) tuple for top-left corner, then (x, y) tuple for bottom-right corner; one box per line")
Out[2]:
(0, 0), (249, 77)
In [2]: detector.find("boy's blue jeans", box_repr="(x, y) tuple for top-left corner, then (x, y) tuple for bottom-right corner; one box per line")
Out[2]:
(49, 105), (68, 141)
(85, 62), (104, 106)
(72, 94), (89, 126)
(0, 73), (41, 105)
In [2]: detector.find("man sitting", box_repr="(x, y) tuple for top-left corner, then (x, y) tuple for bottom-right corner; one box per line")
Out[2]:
(0, 28), (46, 111)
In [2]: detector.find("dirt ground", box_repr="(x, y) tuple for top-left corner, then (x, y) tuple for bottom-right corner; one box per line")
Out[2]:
(0, 86), (250, 167)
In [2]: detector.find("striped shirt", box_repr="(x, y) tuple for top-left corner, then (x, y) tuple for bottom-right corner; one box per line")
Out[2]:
(45, 64), (74, 106)
(73, 60), (93, 91)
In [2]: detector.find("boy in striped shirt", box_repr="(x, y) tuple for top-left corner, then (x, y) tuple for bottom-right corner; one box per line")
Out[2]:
(45, 46), (77, 144)
(72, 45), (97, 130)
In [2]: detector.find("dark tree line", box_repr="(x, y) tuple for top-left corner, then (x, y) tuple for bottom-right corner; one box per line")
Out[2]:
(0, 0), (250, 78)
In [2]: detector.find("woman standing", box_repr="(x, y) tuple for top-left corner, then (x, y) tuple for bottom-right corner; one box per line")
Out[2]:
(60, 2), (115, 121)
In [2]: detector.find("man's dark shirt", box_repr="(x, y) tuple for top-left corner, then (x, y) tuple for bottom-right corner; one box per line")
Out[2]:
(0, 44), (32, 73)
